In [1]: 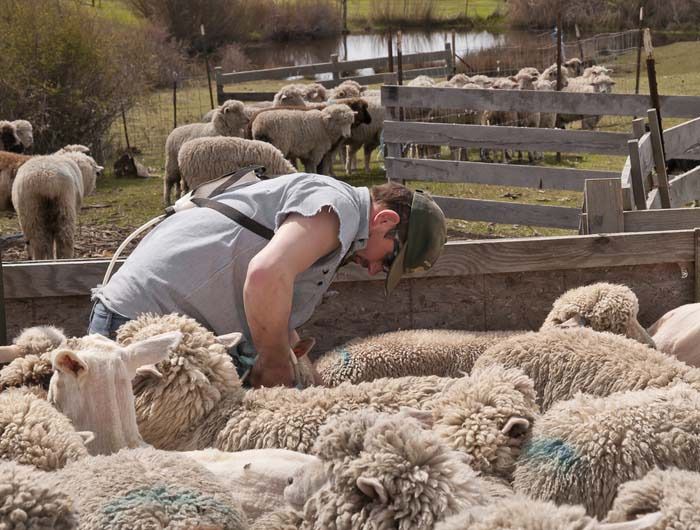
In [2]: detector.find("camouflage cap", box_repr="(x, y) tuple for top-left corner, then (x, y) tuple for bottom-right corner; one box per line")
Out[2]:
(385, 190), (447, 296)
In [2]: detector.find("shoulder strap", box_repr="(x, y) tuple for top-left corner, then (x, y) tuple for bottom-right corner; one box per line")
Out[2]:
(207, 165), (267, 198)
(190, 197), (274, 240)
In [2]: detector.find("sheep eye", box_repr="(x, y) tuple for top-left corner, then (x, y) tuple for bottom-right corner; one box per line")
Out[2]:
(287, 477), (294, 485)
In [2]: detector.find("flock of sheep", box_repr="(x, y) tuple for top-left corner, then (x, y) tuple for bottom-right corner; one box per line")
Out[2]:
(0, 281), (699, 529)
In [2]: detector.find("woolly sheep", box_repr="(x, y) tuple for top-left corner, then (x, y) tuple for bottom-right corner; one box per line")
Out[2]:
(344, 95), (385, 175)
(0, 388), (90, 471)
(11, 152), (102, 259)
(256, 410), (491, 530)
(164, 99), (249, 205)
(0, 151), (31, 210)
(313, 329), (518, 386)
(178, 136), (295, 191)
(435, 496), (661, 530)
(513, 384), (700, 518)
(56, 447), (249, 529)
(0, 461), (78, 530)
(0, 323), (65, 367)
(53, 144), (91, 155)
(606, 468), (700, 529)
(648, 303), (700, 367)
(11, 119), (33, 152)
(541, 282), (655, 346)
(329, 79), (365, 99)
(0, 120), (22, 153)
(118, 313), (537, 470)
(559, 74), (616, 129)
(251, 104), (354, 173)
(275, 84), (326, 104)
(473, 327), (700, 411)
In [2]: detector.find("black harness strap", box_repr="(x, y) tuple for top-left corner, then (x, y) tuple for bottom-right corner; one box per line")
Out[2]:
(190, 198), (275, 240)
(208, 165), (267, 198)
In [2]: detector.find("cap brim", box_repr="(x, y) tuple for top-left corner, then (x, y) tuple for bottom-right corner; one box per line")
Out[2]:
(384, 243), (408, 296)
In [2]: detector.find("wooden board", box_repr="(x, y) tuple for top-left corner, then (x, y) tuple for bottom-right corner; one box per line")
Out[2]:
(624, 207), (700, 232)
(381, 86), (700, 118)
(627, 139), (648, 210)
(584, 179), (624, 233)
(385, 157), (619, 191)
(384, 121), (630, 155)
(664, 117), (700, 161)
(668, 166), (700, 207)
(433, 196), (581, 228)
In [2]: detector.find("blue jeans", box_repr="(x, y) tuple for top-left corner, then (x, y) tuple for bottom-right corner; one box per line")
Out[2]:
(87, 301), (131, 339)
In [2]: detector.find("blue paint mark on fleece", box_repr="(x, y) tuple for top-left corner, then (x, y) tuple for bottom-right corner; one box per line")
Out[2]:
(102, 484), (234, 524)
(339, 349), (351, 366)
(521, 438), (580, 472)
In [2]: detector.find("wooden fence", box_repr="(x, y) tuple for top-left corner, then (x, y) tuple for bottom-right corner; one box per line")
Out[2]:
(382, 85), (700, 229)
(4, 230), (700, 350)
(215, 45), (453, 103)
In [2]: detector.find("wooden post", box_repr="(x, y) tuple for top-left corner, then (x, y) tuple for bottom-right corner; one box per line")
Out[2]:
(121, 106), (131, 153)
(451, 31), (457, 77)
(634, 6), (644, 95)
(695, 228), (700, 302)
(214, 66), (224, 105)
(445, 42), (453, 80)
(387, 32), (394, 73)
(644, 29), (663, 148)
(647, 108), (672, 208)
(0, 252), (5, 346)
(397, 32), (403, 86)
(331, 54), (340, 82)
(201, 25), (214, 110)
(172, 72), (178, 129)
(632, 117), (646, 140)
(575, 24), (584, 61)
(556, 11), (563, 91)
(584, 179), (625, 234)
(628, 139), (648, 210)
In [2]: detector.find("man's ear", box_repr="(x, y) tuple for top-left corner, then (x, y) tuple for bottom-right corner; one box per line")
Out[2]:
(372, 209), (400, 230)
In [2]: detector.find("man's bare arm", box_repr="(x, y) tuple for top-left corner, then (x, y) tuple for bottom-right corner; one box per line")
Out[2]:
(244, 208), (340, 387)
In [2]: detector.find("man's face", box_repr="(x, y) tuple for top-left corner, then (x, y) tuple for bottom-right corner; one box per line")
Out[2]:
(352, 232), (398, 276)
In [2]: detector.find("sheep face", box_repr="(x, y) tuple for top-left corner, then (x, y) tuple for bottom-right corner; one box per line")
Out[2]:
(0, 121), (22, 153)
(323, 104), (355, 139)
(217, 99), (250, 135)
(48, 332), (182, 455)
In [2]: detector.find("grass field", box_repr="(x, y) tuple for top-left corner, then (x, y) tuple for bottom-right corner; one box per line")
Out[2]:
(2, 39), (699, 250)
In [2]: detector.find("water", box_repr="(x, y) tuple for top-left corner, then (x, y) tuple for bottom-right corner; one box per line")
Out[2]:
(242, 29), (519, 70)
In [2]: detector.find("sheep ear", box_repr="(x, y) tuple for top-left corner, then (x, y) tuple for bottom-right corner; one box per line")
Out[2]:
(0, 344), (22, 363)
(135, 365), (163, 379)
(357, 477), (388, 504)
(627, 320), (656, 348)
(216, 332), (244, 349)
(77, 431), (95, 446)
(293, 337), (315, 359)
(53, 349), (88, 377)
(501, 416), (530, 437)
(121, 331), (182, 377)
(558, 314), (587, 329)
(597, 512), (663, 529)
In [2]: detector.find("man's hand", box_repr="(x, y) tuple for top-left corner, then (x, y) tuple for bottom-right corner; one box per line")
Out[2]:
(248, 353), (295, 388)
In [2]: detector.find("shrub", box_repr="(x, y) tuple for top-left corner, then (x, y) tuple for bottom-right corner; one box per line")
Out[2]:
(0, 0), (158, 156)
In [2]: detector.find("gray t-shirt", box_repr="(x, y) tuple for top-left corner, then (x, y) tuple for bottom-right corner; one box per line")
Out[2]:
(97, 173), (370, 339)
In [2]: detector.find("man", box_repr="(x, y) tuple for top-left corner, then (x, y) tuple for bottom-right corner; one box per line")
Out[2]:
(89, 172), (446, 387)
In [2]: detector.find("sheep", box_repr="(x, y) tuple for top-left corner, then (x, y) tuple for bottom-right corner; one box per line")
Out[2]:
(541, 282), (656, 346)
(648, 303), (700, 367)
(55, 447), (250, 530)
(512, 70), (541, 162)
(534, 77), (558, 131)
(513, 384), (700, 519)
(178, 137), (296, 191)
(117, 313), (538, 473)
(435, 496), (662, 530)
(11, 119), (33, 152)
(329, 79), (366, 99)
(0, 388), (90, 471)
(0, 323), (65, 364)
(474, 327), (700, 412)
(11, 152), (102, 259)
(251, 104), (354, 173)
(53, 144), (92, 155)
(447, 73), (473, 87)
(0, 151), (31, 210)
(559, 73), (616, 130)
(344, 95), (384, 175)
(0, 461), (78, 530)
(273, 86), (308, 107)
(0, 120), (22, 153)
(276, 83), (327, 104)
(164, 99), (249, 205)
(481, 77), (519, 163)
(606, 468), (700, 529)
(254, 410), (491, 530)
(312, 329), (519, 386)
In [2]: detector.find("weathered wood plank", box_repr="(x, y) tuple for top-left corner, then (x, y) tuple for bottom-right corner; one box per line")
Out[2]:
(623, 207), (700, 232)
(628, 139), (648, 210)
(384, 157), (618, 191)
(637, 132), (655, 179)
(433, 196), (581, 228)
(664, 117), (700, 160)
(381, 86), (700, 118)
(383, 121), (630, 155)
(648, 108), (671, 208)
(585, 179), (624, 233)
(668, 166), (700, 207)
(620, 158), (634, 211)
(219, 91), (278, 102)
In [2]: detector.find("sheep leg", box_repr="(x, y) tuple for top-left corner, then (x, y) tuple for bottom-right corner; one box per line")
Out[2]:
(54, 211), (76, 259)
(346, 145), (360, 175)
(363, 145), (373, 174)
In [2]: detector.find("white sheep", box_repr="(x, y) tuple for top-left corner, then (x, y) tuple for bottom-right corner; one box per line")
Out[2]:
(11, 119), (34, 152)
(606, 467), (700, 529)
(328, 79), (366, 99)
(473, 327), (700, 411)
(164, 99), (249, 205)
(251, 104), (355, 173)
(177, 136), (295, 192)
(0, 151), (31, 210)
(275, 83), (326, 104)
(648, 303), (700, 368)
(513, 383), (700, 518)
(11, 152), (102, 259)
(343, 95), (384, 175)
